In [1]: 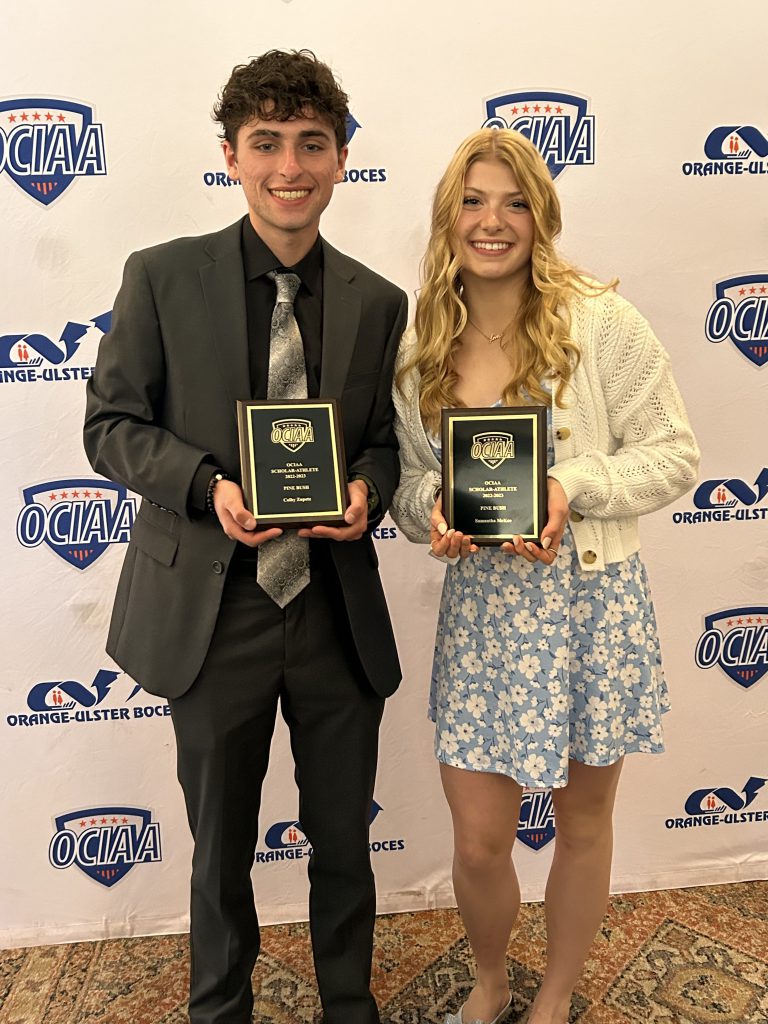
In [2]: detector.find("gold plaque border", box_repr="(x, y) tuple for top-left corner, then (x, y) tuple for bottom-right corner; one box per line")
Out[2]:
(443, 408), (542, 542)
(242, 400), (345, 521)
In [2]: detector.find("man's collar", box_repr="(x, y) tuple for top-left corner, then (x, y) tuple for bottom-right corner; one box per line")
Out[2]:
(241, 217), (323, 295)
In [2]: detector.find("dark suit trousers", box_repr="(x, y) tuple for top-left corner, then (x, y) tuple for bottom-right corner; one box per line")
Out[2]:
(168, 553), (385, 1024)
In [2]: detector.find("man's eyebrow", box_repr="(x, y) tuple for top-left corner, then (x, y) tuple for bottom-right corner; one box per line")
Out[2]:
(297, 128), (333, 138)
(245, 127), (333, 140)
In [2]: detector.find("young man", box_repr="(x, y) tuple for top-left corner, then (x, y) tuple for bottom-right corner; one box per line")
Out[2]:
(84, 50), (407, 1024)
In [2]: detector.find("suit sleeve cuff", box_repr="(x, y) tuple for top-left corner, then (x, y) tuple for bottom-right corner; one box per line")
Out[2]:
(190, 461), (223, 514)
(349, 473), (380, 514)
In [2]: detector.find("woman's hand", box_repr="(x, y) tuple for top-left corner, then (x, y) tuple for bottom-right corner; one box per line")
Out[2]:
(500, 476), (570, 565)
(430, 494), (477, 560)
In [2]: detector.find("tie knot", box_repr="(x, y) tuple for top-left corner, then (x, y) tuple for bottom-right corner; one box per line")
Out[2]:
(268, 271), (301, 305)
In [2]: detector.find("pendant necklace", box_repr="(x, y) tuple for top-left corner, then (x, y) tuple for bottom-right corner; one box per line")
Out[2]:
(467, 315), (516, 344)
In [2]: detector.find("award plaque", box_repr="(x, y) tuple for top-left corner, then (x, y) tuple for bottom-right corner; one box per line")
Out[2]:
(441, 406), (547, 545)
(237, 398), (348, 527)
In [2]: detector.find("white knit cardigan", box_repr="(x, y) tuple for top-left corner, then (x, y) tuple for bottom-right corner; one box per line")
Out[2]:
(390, 288), (700, 572)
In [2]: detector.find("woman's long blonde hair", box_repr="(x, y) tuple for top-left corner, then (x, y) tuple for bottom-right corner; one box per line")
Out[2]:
(401, 128), (615, 433)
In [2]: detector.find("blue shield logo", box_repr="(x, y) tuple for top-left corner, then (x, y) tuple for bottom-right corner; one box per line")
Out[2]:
(697, 607), (768, 689)
(0, 98), (106, 206)
(16, 478), (135, 569)
(49, 806), (161, 887)
(517, 789), (555, 850)
(706, 276), (768, 367)
(482, 90), (594, 179)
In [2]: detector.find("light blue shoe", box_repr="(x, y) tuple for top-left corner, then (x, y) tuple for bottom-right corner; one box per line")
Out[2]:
(444, 994), (512, 1024)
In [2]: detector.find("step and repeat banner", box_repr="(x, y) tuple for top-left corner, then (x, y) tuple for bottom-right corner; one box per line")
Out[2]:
(2, 1), (766, 947)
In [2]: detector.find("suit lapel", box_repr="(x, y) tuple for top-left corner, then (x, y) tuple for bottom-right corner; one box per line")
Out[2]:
(320, 240), (361, 397)
(199, 219), (250, 410)
(199, 228), (361, 406)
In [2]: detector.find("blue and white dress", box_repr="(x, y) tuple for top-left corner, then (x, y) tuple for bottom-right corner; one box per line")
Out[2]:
(429, 416), (669, 790)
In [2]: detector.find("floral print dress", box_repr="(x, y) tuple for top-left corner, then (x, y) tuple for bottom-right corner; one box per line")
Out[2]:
(430, 418), (669, 790)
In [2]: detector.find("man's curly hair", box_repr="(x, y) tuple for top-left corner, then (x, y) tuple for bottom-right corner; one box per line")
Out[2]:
(213, 49), (349, 151)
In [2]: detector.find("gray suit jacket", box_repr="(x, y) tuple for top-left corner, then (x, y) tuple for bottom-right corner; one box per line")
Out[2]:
(84, 218), (408, 699)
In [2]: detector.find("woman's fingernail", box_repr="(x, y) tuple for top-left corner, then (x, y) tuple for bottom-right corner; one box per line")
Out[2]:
(513, 535), (521, 545)
(542, 537), (552, 549)
(525, 542), (536, 553)
(437, 522), (448, 536)
(446, 529), (455, 538)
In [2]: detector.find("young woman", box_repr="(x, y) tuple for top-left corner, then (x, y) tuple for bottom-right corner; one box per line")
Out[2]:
(391, 129), (699, 1024)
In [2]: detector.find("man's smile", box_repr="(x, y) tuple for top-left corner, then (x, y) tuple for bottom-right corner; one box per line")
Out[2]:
(269, 188), (312, 201)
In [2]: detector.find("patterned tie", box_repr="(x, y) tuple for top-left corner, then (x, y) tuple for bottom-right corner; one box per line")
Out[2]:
(256, 271), (311, 607)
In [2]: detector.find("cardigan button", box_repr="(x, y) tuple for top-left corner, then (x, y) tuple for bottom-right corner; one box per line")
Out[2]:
(212, 560), (224, 575)
(555, 427), (571, 441)
(571, 511), (584, 523)
(583, 549), (597, 564)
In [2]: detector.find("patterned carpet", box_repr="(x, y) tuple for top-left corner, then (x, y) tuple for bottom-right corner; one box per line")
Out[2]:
(1, 882), (766, 1024)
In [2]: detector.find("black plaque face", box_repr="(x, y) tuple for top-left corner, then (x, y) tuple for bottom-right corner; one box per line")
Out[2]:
(237, 399), (347, 527)
(441, 406), (547, 545)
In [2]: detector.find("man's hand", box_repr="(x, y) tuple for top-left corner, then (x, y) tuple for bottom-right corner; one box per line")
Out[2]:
(297, 479), (369, 542)
(500, 476), (570, 564)
(430, 494), (476, 560)
(213, 479), (283, 547)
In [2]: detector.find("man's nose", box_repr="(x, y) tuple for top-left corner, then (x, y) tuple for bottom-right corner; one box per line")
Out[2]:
(279, 146), (302, 179)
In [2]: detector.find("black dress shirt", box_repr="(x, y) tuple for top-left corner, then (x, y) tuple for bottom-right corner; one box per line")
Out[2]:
(242, 216), (323, 400)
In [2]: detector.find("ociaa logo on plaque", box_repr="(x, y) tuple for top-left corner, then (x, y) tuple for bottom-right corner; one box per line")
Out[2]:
(270, 419), (315, 452)
(471, 432), (516, 470)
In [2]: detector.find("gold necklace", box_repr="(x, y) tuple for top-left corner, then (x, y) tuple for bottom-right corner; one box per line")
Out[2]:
(466, 315), (516, 344)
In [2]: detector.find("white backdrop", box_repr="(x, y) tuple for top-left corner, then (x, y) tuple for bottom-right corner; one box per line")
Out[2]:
(2, 0), (767, 949)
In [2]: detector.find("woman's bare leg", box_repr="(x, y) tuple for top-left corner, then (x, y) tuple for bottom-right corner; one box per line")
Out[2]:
(440, 763), (523, 1021)
(528, 758), (624, 1024)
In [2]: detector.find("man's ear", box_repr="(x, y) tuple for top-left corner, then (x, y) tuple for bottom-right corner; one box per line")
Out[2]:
(222, 139), (238, 179)
(334, 145), (349, 184)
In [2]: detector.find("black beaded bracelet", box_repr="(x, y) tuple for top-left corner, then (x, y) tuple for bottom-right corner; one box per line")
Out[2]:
(205, 471), (232, 516)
